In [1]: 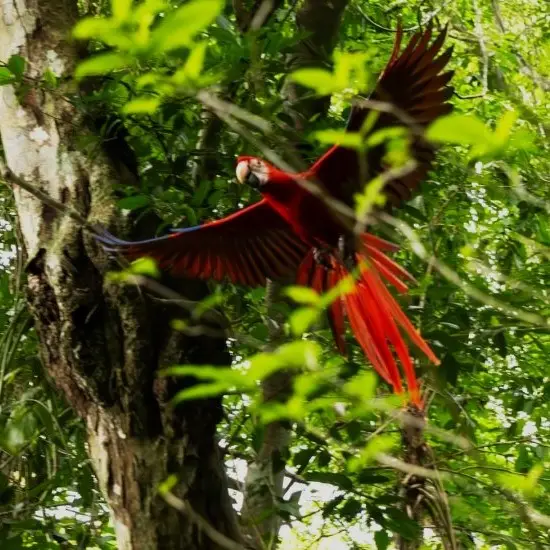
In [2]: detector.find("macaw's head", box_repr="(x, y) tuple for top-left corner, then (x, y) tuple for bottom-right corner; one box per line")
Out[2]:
(235, 156), (272, 190)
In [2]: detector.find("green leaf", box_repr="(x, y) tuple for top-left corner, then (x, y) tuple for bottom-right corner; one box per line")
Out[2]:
(348, 434), (395, 471)
(290, 307), (320, 335)
(42, 69), (58, 88)
(384, 507), (421, 540)
(374, 530), (390, 550)
(7, 55), (25, 78)
(357, 472), (391, 484)
(0, 67), (16, 85)
(129, 257), (160, 278)
(191, 178), (212, 206)
(75, 53), (131, 78)
(367, 126), (408, 147)
(494, 110), (518, 142)
(285, 286), (320, 305)
(426, 114), (494, 147)
(312, 129), (363, 149)
(117, 194), (151, 210)
(173, 42), (208, 84)
(173, 382), (233, 402)
(122, 97), (161, 115)
(73, 17), (118, 40)
(289, 68), (336, 95)
(305, 471), (354, 490)
(339, 498), (362, 518)
(293, 448), (315, 468)
(515, 444), (532, 473)
(112, 0), (132, 21)
(158, 474), (178, 495)
(150, 0), (223, 53)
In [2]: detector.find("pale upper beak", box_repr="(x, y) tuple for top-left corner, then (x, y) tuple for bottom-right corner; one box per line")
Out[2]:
(236, 161), (249, 185)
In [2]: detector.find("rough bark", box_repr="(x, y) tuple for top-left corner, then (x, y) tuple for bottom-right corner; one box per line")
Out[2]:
(241, 0), (350, 546)
(0, 1), (241, 549)
(283, 0), (350, 136)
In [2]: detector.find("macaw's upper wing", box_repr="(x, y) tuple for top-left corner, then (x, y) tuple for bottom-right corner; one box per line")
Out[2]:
(96, 200), (310, 287)
(309, 25), (454, 209)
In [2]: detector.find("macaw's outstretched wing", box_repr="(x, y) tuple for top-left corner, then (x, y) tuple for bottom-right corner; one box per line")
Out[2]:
(96, 200), (310, 286)
(310, 25), (454, 209)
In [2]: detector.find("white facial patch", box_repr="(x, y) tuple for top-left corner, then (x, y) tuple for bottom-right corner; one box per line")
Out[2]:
(236, 161), (249, 184)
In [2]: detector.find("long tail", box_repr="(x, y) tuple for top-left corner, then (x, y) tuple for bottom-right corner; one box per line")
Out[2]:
(296, 234), (439, 405)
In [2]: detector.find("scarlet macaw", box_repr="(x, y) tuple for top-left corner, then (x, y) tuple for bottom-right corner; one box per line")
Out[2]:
(97, 26), (454, 404)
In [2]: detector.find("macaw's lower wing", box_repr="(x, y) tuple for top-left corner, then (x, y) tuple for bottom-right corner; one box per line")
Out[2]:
(309, 25), (454, 209)
(96, 200), (310, 287)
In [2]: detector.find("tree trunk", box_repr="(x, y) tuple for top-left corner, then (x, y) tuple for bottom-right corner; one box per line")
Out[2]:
(241, 1), (349, 546)
(0, 1), (241, 549)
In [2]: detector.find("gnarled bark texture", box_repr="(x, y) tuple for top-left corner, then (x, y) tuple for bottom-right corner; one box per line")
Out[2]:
(0, 1), (241, 549)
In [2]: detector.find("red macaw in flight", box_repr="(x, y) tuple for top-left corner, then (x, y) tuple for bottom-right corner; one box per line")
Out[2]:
(97, 26), (454, 405)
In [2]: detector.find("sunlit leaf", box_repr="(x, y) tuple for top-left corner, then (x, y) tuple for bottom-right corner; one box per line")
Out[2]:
(348, 434), (396, 471)
(172, 41), (208, 84)
(75, 52), (131, 78)
(158, 474), (178, 495)
(367, 126), (407, 147)
(112, 0), (133, 21)
(312, 129), (363, 149)
(129, 257), (160, 278)
(122, 96), (161, 114)
(290, 306), (320, 335)
(150, 0), (223, 53)
(426, 114), (494, 146)
(285, 286), (320, 305)
(73, 17), (117, 39)
(289, 68), (336, 95)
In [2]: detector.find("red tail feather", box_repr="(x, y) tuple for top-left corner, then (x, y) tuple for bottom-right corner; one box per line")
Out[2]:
(296, 234), (438, 405)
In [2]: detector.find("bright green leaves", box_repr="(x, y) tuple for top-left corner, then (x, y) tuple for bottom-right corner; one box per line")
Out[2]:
(163, 340), (321, 403)
(312, 129), (363, 149)
(286, 277), (355, 336)
(73, 0), (223, 54)
(75, 52), (133, 79)
(289, 51), (371, 95)
(426, 110), (532, 160)
(73, 0), (223, 108)
(149, 0), (223, 53)
(106, 256), (160, 283)
(285, 286), (320, 305)
(348, 434), (396, 472)
(427, 113), (493, 147)
(122, 96), (161, 114)
(497, 464), (545, 498)
(290, 68), (338, 95)
(112, 0), (133, 21)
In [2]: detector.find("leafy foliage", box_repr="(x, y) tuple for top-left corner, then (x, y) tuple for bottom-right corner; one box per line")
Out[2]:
(0, 0), (549, 548)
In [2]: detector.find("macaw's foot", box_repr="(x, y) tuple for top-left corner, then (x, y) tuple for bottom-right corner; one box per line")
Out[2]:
(312, 247), (332, 269)
(337, 235), (357, 271)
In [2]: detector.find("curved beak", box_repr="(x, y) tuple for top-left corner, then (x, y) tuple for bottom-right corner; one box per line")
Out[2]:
(236, 161), (249, 185)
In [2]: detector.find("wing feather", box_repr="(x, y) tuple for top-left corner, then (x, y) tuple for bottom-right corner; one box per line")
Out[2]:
(309, 25), (454, 209)
(96, 200), (309, 287)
